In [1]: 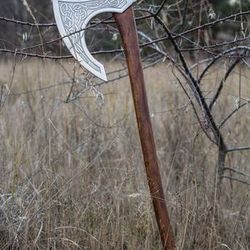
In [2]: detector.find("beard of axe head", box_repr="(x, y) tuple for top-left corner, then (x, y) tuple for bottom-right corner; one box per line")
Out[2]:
(113, 7), (175, 250)
(52, 0), (137, 81)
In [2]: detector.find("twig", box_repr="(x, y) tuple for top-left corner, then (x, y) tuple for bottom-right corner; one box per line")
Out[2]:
(154, 0), (168, 17)
(0, 49), (72, 59)
(209, 58), (241, 110)
(227, 146), (250, 153)
(0, 16), (56, 27)
(224, 167), (250, 178)
(222, 176), (250, 186)
(198, 46), (250, 84)
(219, 100), (250, 128)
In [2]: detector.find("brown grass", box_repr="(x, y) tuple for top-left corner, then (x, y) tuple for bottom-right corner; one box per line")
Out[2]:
(0, 59), (249, 249)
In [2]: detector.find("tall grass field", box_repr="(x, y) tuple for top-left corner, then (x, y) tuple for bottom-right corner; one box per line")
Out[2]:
(0, 59), (249, 249)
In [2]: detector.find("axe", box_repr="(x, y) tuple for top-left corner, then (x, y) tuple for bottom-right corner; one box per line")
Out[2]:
(53, 0), (175, 248)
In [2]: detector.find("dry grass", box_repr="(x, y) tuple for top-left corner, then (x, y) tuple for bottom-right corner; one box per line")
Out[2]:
(0, 59), (249, 249)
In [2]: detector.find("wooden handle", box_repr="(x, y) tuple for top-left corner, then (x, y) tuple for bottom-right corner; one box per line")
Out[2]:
(113, 8), (175, 250)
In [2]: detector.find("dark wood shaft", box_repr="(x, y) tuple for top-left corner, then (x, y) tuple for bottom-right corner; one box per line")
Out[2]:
(113, 8), (175, 250)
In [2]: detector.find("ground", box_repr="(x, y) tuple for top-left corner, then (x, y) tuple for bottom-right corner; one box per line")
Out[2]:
(0, 59), (249, 249)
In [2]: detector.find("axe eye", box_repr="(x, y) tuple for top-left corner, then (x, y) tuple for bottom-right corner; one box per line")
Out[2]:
(53, 0), (136, 81)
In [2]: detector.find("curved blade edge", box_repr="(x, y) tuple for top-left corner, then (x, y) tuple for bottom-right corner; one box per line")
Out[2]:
(53, 0), (136, 81)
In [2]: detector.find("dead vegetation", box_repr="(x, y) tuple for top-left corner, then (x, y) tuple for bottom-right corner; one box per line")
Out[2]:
(0, 59), (249, 249)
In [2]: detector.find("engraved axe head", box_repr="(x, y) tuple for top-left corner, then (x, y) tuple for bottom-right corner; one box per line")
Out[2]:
(53, 0), (136, 81)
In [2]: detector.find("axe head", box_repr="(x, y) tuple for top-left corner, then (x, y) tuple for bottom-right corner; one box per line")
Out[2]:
(53, 0), (136, 81)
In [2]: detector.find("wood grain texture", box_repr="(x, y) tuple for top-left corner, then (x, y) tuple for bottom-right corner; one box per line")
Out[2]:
(113, 7), (175, 250)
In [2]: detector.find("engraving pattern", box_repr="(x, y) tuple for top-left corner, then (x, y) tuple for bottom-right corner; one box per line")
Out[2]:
(58, 0), (130, 73)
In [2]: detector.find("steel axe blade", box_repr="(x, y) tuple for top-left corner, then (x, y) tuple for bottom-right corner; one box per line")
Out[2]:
(52, 0), (136, 81)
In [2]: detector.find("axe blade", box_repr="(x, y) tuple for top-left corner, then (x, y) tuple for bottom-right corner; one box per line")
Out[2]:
(53, 0), (136, 81)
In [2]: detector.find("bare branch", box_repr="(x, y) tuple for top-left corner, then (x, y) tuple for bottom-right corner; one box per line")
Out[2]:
(227, 146), (250, 153)
(224, 168), (250, 178)
(222, 176), (250, 186)
(219, 100), (250, 128)
(209, 58), (241, 111)
(0, 16), (55, 27)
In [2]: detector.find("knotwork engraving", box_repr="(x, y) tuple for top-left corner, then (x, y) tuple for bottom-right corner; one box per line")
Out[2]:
(57, 0), (131, 76)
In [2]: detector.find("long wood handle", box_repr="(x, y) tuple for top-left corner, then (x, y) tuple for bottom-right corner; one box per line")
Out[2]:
(113, 8), (175, 250)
